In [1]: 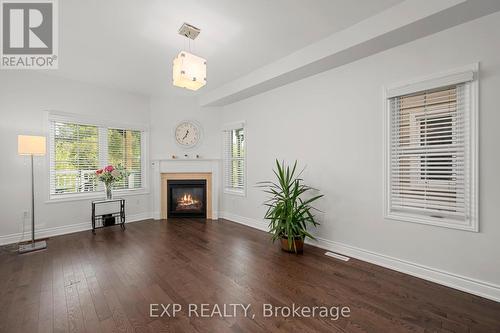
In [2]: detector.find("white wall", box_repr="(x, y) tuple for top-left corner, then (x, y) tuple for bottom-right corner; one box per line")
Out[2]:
(220, 12), (500, 288)
(0, 72), (152, 243)
(149, 96), (222, 160)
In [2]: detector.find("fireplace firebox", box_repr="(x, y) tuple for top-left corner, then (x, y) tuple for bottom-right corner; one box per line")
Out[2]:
(167, 179), (207, 218)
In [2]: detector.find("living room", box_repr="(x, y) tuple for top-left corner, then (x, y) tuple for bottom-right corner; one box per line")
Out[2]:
(1, 0), (500, 332)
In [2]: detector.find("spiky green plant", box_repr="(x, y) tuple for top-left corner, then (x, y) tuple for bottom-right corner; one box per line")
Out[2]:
(258, 160), (323, 252)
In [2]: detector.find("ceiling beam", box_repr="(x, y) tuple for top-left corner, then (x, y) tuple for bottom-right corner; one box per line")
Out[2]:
(199, 0), (500, 107)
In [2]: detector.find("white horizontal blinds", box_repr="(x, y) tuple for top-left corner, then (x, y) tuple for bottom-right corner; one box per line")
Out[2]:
(49, 118), (145, 197)
(223, 128), (245, 191)
(107, 129), (142, 190)
(50, 121), (99, 194)
(390, 84), (470, 223)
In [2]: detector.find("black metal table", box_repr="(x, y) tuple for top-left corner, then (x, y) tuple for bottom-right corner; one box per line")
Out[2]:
(91, 198), (125, 234)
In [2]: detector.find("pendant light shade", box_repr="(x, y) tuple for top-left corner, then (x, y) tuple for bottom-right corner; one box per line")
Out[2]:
(172, 51), (207, 91)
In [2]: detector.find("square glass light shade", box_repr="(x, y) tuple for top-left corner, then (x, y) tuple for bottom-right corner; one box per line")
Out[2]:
(173, 51), (206, 91)
(18, 135), (46, 156)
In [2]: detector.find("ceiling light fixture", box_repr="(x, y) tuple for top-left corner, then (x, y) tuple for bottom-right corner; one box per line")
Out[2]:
(172, 23), (206, 91)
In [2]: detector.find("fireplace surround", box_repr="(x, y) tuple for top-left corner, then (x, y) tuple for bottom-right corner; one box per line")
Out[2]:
(159, 171), (214, 220)
(167, 179), (207, 218)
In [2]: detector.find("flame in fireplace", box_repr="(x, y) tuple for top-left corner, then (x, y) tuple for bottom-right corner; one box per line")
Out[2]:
(178, 193), (199, 207)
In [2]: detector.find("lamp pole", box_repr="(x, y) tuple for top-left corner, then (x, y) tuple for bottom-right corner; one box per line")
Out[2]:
(19, 152), (47, 253)
(31, 154), (35, 245)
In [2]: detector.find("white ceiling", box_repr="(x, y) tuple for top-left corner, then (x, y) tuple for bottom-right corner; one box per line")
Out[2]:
(54, 0), (403, 97)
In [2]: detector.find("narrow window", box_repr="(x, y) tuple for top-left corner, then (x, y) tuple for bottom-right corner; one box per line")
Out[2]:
(223, 125), (245, 195)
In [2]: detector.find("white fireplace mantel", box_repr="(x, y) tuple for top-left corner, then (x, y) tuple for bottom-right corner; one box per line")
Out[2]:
(151, 159), (221, 220)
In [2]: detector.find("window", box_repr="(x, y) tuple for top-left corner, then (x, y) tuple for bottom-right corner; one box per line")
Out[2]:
(385, 65), (478, 231)
(223, 123), (245, 194)
(51, 122), (99, 194)
(108, 128), (142, 190)
(49, 116), (146, 197)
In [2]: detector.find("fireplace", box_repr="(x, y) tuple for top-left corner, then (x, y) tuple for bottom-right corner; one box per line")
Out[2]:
(167, 179), (207, 218)
(160, 172), (213, 220)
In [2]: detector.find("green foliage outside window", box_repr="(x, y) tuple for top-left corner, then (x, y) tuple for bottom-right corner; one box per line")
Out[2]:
(53, 122), (142, 194)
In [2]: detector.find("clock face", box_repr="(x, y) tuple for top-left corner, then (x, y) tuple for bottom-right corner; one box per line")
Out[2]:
(175, 121), (201, 148)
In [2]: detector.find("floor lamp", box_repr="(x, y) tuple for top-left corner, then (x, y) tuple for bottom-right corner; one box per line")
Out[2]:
(18, 135), (47, 254)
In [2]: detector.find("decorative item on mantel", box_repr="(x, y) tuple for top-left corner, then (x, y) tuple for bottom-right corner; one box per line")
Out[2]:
(96, 165), (128, 200)
(169, 154), (201, 160)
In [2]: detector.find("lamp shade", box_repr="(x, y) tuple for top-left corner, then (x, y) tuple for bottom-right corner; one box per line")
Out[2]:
(173, 51), (206, 91)
(18, 135), (46, 156)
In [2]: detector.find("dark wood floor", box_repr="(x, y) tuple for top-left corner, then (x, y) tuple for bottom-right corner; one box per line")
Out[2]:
(0, 219), (499, 333)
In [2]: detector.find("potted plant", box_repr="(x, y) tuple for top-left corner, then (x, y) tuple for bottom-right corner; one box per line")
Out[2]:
(258, 160), (323, 253)
(95, 165), (127, 200)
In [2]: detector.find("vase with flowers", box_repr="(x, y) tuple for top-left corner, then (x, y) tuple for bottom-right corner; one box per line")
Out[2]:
(95, 165), (127, 200)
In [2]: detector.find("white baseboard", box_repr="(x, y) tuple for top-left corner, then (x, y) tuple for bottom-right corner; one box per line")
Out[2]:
(0, 212), (152, 246)
(220, 211), (268, 232)
(220, 211), (500, 303)
(126, 212), (153, 223)
(309, 237), (500, 303)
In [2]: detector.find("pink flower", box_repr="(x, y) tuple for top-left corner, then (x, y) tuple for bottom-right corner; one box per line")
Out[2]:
(111, 169), (120, 178)
(96, 169), (103, 175)
(104, 165), (114, 172)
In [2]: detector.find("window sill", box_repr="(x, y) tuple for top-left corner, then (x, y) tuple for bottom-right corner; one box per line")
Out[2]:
(385, 211), (478, 232)
(46, 189), (150, 204)
(223, 188), (246, 197)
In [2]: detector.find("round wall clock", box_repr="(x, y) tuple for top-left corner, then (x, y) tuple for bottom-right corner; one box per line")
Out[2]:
(174, 121), (202, 148)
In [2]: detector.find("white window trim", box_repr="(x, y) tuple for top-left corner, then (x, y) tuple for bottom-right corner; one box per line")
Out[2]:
(222, 121), (247, 197)
(45, 111), (150, 202)
(45, 188), (150, 204)
(383, 64), (479, 232)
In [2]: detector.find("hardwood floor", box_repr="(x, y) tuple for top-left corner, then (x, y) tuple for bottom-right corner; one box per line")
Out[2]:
(0, 218), (499, 333)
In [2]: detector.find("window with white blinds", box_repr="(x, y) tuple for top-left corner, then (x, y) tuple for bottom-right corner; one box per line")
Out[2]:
(223, 125), (245, 194)
(385, 67), (478, 231)
(108, 128), (142, 190)
(51, 122), (99, 194)
(49, 118), (145, 197)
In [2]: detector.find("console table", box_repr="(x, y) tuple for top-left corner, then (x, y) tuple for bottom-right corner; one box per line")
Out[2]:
(91, 198), (125, 234)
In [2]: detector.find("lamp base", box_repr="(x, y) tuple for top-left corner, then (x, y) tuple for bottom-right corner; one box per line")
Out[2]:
(18, 240), (47, 254)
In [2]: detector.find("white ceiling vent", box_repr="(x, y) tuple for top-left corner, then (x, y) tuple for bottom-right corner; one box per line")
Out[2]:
(178, 23), (201, 40)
